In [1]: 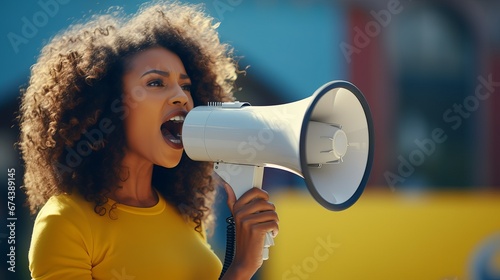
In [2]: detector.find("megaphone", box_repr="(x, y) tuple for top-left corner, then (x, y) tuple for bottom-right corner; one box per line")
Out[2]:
(182, 80), (374, 259)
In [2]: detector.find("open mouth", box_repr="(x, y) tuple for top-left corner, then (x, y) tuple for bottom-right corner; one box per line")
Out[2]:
(160, 114), (185, 148)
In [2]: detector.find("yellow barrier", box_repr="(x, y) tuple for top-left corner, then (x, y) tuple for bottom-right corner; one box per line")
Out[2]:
(262, 189), (500, 280)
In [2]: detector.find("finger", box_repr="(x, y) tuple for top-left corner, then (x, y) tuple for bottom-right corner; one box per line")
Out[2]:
(233, 187), (270, 209)
(223, 183), (237, 214)
(242, 219), (280, 238)
(260, 220), (280, 237)
(233, 200), (276, 219)
(237, 211), (279, 230)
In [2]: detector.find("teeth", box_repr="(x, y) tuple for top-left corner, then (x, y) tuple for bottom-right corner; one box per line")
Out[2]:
(170, 139), (181, 144)
(169, 115), (185, 122)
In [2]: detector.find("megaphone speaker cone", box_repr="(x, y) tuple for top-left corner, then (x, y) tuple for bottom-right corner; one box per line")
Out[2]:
(300, 81), (374, 211)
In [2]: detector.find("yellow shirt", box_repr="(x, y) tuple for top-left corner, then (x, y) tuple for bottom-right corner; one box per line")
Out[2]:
(29, 191), (222, 280)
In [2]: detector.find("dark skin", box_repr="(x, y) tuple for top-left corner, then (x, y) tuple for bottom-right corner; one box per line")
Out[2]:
(110, 47), (279, 279)
(222, 185), (279, 280)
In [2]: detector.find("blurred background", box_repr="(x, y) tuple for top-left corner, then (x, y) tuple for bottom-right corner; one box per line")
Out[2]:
(1, 0), (499, 279)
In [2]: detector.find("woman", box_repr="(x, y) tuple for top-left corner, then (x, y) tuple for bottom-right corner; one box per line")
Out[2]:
(19, 2), (279, 279)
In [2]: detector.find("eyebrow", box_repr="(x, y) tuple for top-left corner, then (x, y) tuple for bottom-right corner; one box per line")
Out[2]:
(141, 69), (190, 79)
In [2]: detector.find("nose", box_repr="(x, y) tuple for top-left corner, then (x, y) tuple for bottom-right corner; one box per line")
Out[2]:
(169, 85), (189, 107)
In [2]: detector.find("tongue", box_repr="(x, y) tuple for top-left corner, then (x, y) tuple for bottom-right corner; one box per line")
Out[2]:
(161, 122), (182, 143)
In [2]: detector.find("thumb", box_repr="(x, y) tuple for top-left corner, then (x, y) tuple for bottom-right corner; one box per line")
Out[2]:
(223, 183), (237, 214)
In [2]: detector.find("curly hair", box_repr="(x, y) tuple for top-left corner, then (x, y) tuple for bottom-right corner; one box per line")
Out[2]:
(18, 1), (238, 233)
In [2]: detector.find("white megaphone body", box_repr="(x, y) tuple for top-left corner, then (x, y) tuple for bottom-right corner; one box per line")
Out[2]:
(182, 80), (374, 260)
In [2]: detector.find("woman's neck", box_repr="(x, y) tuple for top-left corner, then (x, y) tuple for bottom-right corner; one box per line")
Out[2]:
(108, 153), (158, 207)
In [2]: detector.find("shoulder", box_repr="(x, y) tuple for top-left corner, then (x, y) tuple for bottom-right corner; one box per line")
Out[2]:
(36, 191), (94, 221)
(31, 191), (97, 248)
(29, 192), (96, 278)
(30, 192), (100, 258)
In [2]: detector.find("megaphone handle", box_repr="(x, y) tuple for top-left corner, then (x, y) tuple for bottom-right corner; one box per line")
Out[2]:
(262, 231), (275, 260)
(213, 163), (275, 261)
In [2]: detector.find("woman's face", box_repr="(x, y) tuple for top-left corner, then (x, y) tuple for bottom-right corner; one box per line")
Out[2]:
(122, 47), (194, 168)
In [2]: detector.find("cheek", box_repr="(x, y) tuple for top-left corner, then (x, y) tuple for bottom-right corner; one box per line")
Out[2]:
(188, 98), (194, 111)
(123, 99), (159, 141)
(123, 110), (145, 145)
(125, 85), (150, 106)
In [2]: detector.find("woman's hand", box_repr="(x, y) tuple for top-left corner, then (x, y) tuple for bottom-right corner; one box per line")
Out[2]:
(220, 184), (279, 280)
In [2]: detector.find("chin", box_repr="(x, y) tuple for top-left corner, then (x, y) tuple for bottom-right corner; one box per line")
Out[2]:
(159, 153), (183, 168)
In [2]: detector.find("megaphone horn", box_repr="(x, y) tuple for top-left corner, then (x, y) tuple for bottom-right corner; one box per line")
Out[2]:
(183, 80), (374, 209)
(182, 80), (374, 259)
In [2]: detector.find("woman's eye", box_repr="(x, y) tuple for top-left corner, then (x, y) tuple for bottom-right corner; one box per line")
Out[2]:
(181, 84), (192, 92)
(147, 79), (164, 87)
